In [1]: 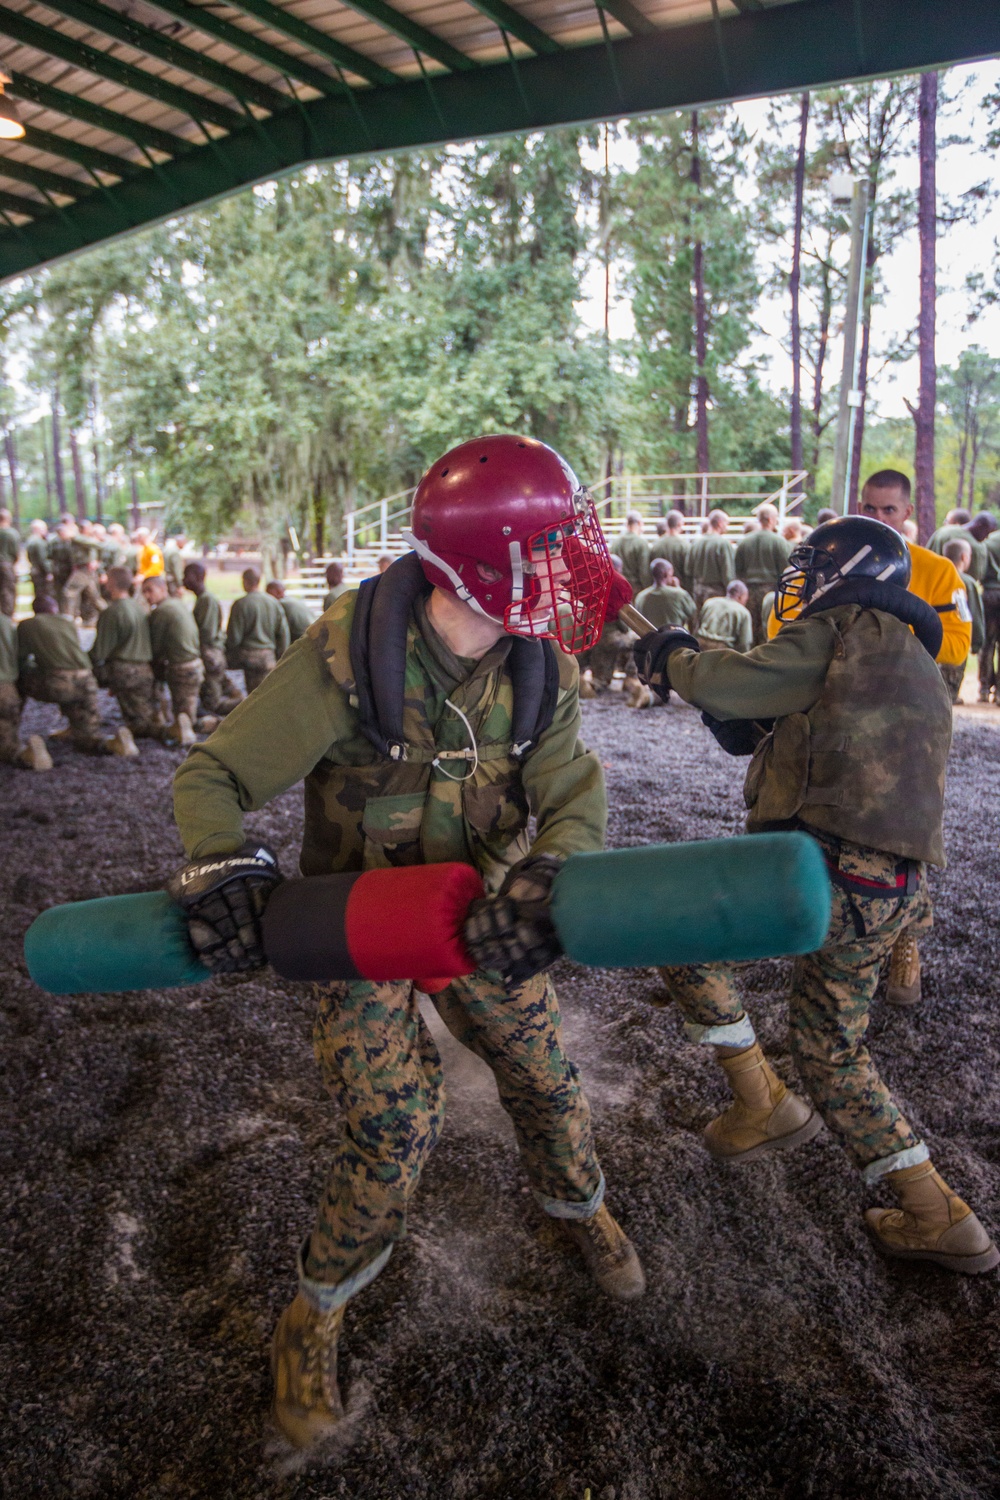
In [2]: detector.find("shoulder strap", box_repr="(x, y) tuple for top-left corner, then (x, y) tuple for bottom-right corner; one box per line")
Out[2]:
(349, 551), (429, 761)
(507, 637), (560, 759)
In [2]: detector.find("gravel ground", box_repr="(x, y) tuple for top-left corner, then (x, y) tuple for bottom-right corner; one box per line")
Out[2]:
(2, 685), (999, 1500)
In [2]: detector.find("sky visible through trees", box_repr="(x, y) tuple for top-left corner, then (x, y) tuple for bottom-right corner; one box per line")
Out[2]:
(0, 62), (999, 550)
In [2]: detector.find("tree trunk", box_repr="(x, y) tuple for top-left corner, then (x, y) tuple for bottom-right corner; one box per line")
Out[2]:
(811, 258), (834, 477)
(41, 416), (52, 512)
(5, 432), (19, 528)
(847, 224), (876, 513)
(69, 429), (87, 519)
(129, 468), (140, 530)
(90, 385), (104, 523)
(51, 392), (67, 514)
(313, 478), (325, 556)
(790, 92), (809, 492)
(690, 111), (710, 476)
(913, 71), (938, 543)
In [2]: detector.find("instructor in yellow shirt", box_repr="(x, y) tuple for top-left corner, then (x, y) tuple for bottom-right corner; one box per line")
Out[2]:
(768, 468), (970, 1010)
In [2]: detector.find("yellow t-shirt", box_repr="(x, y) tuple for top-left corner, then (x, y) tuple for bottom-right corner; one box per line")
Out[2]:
(138, 543), (165, 579)
(768, 540), (971, 666)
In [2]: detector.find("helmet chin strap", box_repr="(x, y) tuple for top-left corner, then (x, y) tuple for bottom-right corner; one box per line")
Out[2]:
(400, 529), (505, 627)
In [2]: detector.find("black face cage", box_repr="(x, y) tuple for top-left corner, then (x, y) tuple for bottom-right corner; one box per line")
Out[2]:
(774, 543), (836, 621)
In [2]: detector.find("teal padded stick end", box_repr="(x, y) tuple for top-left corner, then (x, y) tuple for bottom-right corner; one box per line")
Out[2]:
(24, 890), (209, 995)
(552, 832), (831, 969)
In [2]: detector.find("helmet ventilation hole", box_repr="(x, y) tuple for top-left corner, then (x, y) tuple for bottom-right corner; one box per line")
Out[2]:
(440, 467), (449, 476)
(480, 455), (488, 463)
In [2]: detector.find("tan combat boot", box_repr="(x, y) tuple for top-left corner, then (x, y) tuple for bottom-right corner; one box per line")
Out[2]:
(108, 726), (139, 758)
(164, 712), (196, 748)
(865, 1161), (999, 1274)
(623, 674), (653, 709)
(270, 1292), (346, 1448)
(17, 734), (53, 771)
(704, 1042), (821, 1163)
(885, 929), (921, 1006)
(561, 1204), (646, 1302)
(578, 670), (596, 700)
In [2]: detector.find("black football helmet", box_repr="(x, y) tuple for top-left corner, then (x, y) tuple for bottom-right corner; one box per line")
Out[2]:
(775, 516), (910, 620)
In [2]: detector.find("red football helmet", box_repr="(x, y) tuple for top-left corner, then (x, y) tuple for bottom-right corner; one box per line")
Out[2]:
(403, 435), (612, 652)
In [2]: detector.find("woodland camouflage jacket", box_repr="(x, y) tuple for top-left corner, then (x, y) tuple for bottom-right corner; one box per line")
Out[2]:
(174, 590), (606, 887)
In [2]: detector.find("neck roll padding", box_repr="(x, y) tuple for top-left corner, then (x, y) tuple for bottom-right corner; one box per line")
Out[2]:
(802, 578), (943, 659)
(23, 832), (832, 997)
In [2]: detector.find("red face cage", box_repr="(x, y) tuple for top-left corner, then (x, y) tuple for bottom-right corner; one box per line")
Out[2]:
(505, 511), (613, 653)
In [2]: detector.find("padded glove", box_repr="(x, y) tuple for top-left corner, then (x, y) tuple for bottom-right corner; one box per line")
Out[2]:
(462, 853), (564, 988)
(165, 841), (282, 975)
(631, 628), (700, 700)
(700, 711), (774, 757)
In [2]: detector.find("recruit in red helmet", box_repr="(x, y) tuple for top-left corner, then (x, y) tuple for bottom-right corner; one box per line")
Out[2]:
(402, 434), (613, 652)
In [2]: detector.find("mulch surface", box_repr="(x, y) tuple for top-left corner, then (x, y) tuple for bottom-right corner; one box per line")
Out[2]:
(2, 687), (999, 1500)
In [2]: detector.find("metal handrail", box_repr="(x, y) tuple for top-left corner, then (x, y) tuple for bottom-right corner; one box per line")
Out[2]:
(341, 470), (810, 562)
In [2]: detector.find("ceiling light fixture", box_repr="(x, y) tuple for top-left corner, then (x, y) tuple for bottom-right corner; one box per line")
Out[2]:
(0, 73), (25, 141)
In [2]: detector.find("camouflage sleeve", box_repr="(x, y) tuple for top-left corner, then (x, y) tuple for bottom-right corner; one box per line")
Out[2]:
(666, 615), (835, 721)
(173, 635), (358, 859)
(521, 651), (607, 860)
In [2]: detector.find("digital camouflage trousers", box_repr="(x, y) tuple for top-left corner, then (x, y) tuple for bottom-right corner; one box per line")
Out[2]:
(657, 835), (934, 1174)
(164, 658), (204, 726)
(0, 679), (21, 761)
(20, 667), (108, 752)
(238, 646), (276, 694)
(59, 567), (102, 625)
(104, 660), (163, 737)
(199, 644), (243, 715)
(302, 968), (604, 1307)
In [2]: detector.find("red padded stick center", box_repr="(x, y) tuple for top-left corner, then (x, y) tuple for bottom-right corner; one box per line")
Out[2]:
(344, 863), (484, 988)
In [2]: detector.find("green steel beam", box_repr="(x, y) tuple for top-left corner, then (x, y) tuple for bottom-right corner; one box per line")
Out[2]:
(461, 0), (560, 54)
(333, 0), (474, 73)
(597, 0), (657, 37)
(0, 0), (997, 279)
(140, 0), (348, 97)
(217, 0), (398, 87)
(23, 0), (289, 114)
(6, 71), (194, 155)
(19, 122), (135, 176)
(0, 7), (247, 129)
(0, 187), (42, 217)
(0, 150), (92, 197)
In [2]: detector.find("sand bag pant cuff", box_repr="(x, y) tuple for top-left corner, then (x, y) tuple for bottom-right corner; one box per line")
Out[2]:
(684, 1015), (757, 1048)
(535, 1169), (605, 1220)
(297, 1236), (394, 1313)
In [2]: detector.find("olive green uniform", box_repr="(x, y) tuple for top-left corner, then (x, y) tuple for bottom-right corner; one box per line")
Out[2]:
(697, 595), (753, 653)
(26, 535), (50, 601)
(148, 598), (205, 729)
(633, 582), (697, 631)
(648, 533), (690, 593)
(90, 597), (161, 736)
(279, 594), (314, 644)
(225, 590), (290, 692)
(192, 590), (243, 716)
(940, 573), (985, 703)
(174, 590), (607, 1307)
(163, 542), (185, 597)
(610, 531), (651, 597)
(17, 613), (108, 752)
(979, 534), (1000, 701)
(928, 525), (986, 582)
(0, 612), (21, 761)
(687, 532), (735, 612)
(0, 523), (19, 617)
(322, 582), (349, 612)
(62, 535), (102, 624)
(658, 606), (951, 1180)
(734, 529), (791, 642)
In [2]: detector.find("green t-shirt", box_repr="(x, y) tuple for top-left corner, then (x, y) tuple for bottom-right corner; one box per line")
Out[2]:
(90, 596), (152, 666)
(323, 583), (349, 612)
(648, 534), (690, 589)
(192, 591), (225, 651)
(928, 525), (987, 583)
(226, 591), (291, 660)
(961, 573), (985, 656)
(0, 524), (19, 564)
(610, 532), (651, 595)
(633, 582), (697, 630)
(26, 536), (49, 573)
(698, 596), (754, 652)
(148, 598), (201, 665)
(0, 612), (17, 682)
(688, 533), (736, 590)
(280, 595), (315, 644)
(17, 614), (90, 674)
(734, 529), (791, 588)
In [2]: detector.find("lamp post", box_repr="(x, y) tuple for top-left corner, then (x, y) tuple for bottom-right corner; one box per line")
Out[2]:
(830, 172), (871, 515)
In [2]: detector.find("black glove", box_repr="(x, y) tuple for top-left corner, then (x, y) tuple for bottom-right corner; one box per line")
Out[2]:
(462, 853), (563, 988)
(165, 841), (282, 974)
(700, 711), (774, 757)
(631, 628), (700, 701)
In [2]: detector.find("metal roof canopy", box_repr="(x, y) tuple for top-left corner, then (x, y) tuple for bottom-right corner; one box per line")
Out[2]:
(0, 0), (996, 281)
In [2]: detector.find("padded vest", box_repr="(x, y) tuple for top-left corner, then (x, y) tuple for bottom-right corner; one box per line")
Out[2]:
(300, 561), (561, 887)
(743, 606), (952, 866)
